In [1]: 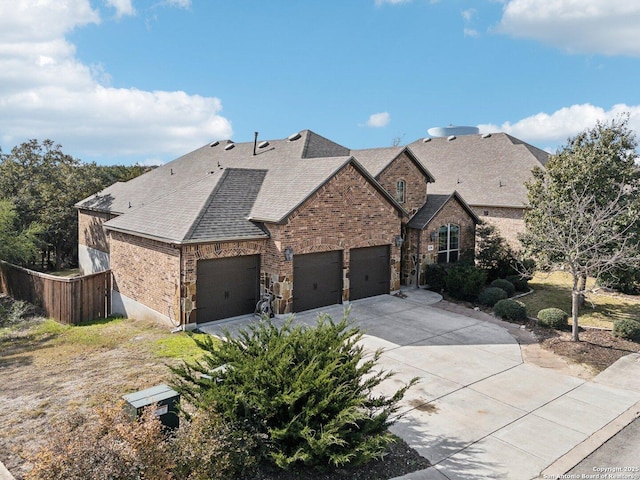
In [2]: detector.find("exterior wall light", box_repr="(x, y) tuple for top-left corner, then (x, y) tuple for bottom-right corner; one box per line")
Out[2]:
(284, 247), (294, 261)
(395, 235), (404, 248)
(430, 231), (438, 241)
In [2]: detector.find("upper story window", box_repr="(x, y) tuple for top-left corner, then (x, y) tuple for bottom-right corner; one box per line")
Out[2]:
(396, 179), (406, 203)
(438, 224), (460, 263)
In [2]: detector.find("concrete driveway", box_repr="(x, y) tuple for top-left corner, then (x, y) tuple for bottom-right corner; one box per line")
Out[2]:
(198, 289), (640, 480)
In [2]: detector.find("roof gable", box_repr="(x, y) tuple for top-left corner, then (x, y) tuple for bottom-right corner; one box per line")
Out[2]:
(408, 191), (480, 230)
(352, 146), (435, 182)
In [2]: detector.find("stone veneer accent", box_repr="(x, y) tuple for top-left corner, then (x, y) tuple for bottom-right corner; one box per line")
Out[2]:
(404, 197), (477, 286)
(109, 231), (181, 324)
(377, 152), (429, 216)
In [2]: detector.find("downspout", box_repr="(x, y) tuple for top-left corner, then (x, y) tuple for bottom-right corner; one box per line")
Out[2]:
(415, 230), (421, 288)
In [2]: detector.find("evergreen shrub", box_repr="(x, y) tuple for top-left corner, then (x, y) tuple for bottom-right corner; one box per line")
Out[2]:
(172, 314), (417, 471)
(478, 287), (508, 307)
(537, 308), (569, 330)
(493, 299), (527, 322)
(612, 319), (640, 341)
(445, 265), (487, 300)
(506, 275), (529, 292)
(423, 263), (449, 290)
(489, 279), (516, 297)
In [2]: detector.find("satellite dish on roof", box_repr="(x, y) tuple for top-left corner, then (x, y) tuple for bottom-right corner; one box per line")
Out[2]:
(427, 125), (479, 137)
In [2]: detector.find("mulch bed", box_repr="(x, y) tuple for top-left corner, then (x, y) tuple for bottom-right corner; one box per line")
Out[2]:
(531, 324), (640, 373)
(250, 438), (431, 480)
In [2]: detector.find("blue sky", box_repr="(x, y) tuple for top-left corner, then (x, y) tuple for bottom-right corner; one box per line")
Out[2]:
(1, 0), (640, 165)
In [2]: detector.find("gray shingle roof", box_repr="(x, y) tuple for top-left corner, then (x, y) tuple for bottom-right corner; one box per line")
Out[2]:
(78, 130), (403, 243)
(408, 191), (480, 230)
(408, 133), (548, 208)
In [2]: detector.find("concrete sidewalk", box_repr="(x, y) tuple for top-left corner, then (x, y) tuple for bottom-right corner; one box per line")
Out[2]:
(198, 289), (640, 480)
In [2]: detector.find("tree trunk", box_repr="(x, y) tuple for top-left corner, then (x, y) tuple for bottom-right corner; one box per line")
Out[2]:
(577, 275), (587, 308)
(571, 290), (580, 341)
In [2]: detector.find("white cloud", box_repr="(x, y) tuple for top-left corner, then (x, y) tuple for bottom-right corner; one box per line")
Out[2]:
(477, 103), (640, 150)
(461, 8), (476, 22)
(0, 0), (232, 162)
(106, 0), (135, 18)
(496, 0), (640, 56)
(464, 28), (479, 37)
(364, 112), (391, 128)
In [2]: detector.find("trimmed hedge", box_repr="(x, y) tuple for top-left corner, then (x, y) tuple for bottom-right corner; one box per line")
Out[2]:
(478, 287), (508, 307)
(506, 275), (529, 292)
(537, 308), (569, 330)
(612, 319), (640, 341)
(489, 279), (516, 297)
(493, 299), (527, 322)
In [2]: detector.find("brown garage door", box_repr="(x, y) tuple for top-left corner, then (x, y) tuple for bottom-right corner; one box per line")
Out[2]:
(349, 245), (390, 301)
(196, 255), (260, 322)
(293, 251), (342, 312)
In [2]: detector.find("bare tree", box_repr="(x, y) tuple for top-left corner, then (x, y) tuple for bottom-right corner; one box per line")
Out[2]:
(522, 117), (640, 341)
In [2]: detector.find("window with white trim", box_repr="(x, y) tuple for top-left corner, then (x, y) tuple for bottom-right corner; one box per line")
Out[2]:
(396, 179), (406, 203)
(438, 224), (460, 263)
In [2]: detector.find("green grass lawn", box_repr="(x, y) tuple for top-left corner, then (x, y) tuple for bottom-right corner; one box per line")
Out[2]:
(517, 271), (640, 329)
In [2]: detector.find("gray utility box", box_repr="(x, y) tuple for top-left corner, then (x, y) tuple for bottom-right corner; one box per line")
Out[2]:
(123, 384), (180, 430)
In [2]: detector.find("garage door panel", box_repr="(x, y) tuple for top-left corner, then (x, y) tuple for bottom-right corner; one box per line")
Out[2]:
(293, 251), (342, 312)
(197, 255), (259, 322)
(350, 246), (390, 301)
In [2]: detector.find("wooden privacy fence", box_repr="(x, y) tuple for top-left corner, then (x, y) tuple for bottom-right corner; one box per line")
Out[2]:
(0, 260), (111, 325)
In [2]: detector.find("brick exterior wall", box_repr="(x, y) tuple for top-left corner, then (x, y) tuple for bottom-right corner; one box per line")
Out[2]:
(377, 152), (428, 215)
(403, 197), (477, 286)
(109, 231), (181, 323)
(267, 163), (403, 313)
(78, 209), (116, 253)
(105, 163), (403, 326)
(474, 206), (526, 249)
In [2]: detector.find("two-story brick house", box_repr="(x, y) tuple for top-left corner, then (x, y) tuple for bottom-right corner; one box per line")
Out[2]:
(76, 130), (479, 328)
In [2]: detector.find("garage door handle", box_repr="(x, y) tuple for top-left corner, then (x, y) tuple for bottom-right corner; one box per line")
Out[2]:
(224, 291), (230, 299)
(313, 282), (318, 290)
(365, 274), (369, 282)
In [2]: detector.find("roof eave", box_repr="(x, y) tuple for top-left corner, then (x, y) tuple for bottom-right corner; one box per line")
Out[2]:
(104, 224), (269, 245)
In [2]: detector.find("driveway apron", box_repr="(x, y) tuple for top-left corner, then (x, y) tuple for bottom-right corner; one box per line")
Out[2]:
(197, 289), (640, 480)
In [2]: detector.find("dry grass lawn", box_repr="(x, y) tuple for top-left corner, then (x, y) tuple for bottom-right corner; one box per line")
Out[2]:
(517, 271), (640, 329)
(0, 310), (206, 479)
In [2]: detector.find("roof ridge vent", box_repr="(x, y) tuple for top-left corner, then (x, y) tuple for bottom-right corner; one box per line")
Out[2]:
(224, 142), (235, 151)
(288, 132), (302, 141)
(423, 138), (431, 143)
(258, 140), (270, 149)
(482, 133), (492, 139)
(209, 140), (219, 147)
(447, 135), (456, 141)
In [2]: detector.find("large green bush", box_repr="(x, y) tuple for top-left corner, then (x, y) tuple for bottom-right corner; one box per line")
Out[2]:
(478, 287), (508, 307)
(506, 274), (529, 292)
(423, 263), (449, 290)
(489, 279), (516, 297)
(537, 308), (569, 330)
(493, 299), (528, 322)
(173, 314), (416, 471)
(612, 319), (640, 341)
(445, 265), (487, 300)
